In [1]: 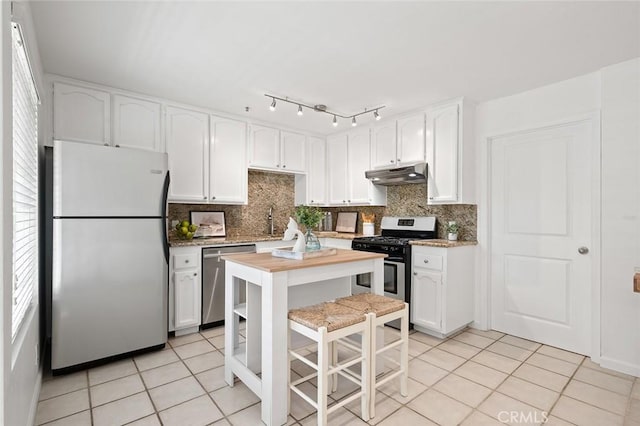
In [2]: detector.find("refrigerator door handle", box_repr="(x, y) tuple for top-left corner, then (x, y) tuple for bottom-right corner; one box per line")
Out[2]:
(161, 171), (170, 263)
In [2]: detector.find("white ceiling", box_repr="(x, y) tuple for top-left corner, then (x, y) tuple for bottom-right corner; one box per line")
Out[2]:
(30, 1), (640, 135)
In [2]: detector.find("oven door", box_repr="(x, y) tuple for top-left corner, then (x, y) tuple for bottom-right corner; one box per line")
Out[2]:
(352, 257), (405, 301)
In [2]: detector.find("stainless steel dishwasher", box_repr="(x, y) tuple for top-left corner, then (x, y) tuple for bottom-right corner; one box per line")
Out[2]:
(202, 244), (256, 328)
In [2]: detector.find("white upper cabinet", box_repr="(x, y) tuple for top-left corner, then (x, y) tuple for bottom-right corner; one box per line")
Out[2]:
(112, 95), (162, 151)
(248, 124), (280, 169)
(305, 137), (326, 205)
(209, 116), (247, 204)
(325, 130), (386, 206)
(165, 106), (209, 202)
(371, 112), (425, 170)
(426, 103), (458, 203)
(53, 82), (110, 145)
(280, 131), (306, 172)
(397, 112), (426, 166)
(327, 134), (349, 205)
(347, 128), (373, 204)
(371, 123), (397, 169)
(248, 126), (307, 173)
(425, 99), (475, 204)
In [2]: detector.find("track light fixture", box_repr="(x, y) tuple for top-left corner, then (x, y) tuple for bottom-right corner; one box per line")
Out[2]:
(264, 94), (385, 127)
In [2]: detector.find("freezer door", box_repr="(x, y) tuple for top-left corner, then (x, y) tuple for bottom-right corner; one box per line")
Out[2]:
(53, 140), (168, 217)
(52, 218), (167, 370)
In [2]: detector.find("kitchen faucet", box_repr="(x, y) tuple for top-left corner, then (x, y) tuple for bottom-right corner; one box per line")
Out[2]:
(268, 206), (274, 236)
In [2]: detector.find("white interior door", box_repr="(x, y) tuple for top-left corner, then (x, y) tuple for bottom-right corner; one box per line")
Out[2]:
(490, 119), (594, 355)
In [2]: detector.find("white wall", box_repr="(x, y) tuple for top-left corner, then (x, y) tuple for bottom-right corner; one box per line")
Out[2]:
(475, 59), (640, 375)
(600, 58), (640, 375)
(1, 2), (46, 425)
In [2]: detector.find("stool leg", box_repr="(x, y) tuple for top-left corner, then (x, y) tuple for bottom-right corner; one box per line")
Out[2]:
(287, 324), (292, 413)
(317, 328), (329, 426)
(369, 314), (377, 419)
(400, 305), (409, 397)
(330, 341), (338, 393)
(361, 315), (371, 422)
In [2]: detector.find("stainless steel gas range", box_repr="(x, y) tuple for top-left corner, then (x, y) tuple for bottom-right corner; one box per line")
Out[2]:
(351, 216), (437, 327)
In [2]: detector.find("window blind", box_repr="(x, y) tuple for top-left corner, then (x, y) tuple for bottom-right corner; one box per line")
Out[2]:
(12, 22), (38, 339)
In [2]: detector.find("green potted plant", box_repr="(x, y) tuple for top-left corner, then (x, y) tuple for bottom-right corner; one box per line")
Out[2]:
(445, 221), (459, 241)
(294, 205), (324, 250)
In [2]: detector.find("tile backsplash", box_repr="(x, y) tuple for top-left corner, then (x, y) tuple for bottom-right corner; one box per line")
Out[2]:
(169, 170), (296, 238)
(169, 171), (477, 241)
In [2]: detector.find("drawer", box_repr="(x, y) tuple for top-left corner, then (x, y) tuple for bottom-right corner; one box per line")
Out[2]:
(173, 253), (198, 269)
(413, 253), (443, 271)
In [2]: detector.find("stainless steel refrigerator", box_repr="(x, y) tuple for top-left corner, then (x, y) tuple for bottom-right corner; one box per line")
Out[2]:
(48, 140), (170, 373)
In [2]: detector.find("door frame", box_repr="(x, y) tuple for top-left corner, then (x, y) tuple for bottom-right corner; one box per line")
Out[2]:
(476, 111), (601, 361)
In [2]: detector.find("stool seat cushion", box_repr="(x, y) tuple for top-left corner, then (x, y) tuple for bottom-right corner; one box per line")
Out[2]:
(335, 293), (405, 317)
(288, 302), (366, 332)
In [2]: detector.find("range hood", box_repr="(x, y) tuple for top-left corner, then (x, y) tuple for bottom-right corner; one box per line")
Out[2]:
(365, 163), (427, 186)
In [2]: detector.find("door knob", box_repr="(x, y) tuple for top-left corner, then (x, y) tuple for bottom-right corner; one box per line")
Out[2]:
(578, 246), (589, 255)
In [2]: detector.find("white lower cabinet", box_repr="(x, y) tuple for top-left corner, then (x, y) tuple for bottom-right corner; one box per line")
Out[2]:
(169, 246), (201, 334)
(411, 245), (475, 338)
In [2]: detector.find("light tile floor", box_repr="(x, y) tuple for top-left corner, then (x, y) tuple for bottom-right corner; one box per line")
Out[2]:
(36, 326), (640, 426)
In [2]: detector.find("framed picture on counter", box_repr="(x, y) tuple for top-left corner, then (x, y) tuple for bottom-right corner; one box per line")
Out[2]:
(190, 211), (226, 238)
(336, 212), (358, 233)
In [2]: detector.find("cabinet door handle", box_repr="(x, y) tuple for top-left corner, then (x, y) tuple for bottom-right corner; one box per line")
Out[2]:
(185, 259), (189, 263)
(390, 160), (394, 163)
(211, 196), (216, 200)
(193, 273), (197, 277)
(397, 158), (401, 162)
(103, 143), (109, 147)
(428, 197), (434, 200)
(115, 144), (120, 148)
(276, 164), (280, 168)
(282, 164), (286, 168)
(413, 272), (417, 276)
(347, 200), (351, 203)
(424, 259), (429, 263)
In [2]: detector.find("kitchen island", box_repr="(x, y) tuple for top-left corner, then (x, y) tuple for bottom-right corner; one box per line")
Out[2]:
(222, 249), (387, 426)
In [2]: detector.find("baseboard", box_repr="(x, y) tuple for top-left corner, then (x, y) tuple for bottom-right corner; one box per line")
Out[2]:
(26, 367), (43, 426)
(599, 355), (640, 377)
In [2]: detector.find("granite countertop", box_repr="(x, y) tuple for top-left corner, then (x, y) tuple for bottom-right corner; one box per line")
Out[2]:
(410, 239), (478, 248)
(169, 235), (284, 247)
(314, 232), (367, 240)
(169, 232), (365, 247)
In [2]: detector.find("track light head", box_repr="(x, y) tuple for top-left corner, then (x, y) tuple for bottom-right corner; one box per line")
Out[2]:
(297, 105), (303, 116)
(332, 115), (338, 127)
(374, 110), (381, 121)
(351, 116), (357, 127)
(269, 98), (276, 111)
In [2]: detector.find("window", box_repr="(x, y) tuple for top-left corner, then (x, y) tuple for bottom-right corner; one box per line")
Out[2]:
(12, 22), (39, 339)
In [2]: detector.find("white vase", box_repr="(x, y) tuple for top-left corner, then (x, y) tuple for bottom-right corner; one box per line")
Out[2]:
(363, 223), (375, 236)
(448, 232), (458, 241)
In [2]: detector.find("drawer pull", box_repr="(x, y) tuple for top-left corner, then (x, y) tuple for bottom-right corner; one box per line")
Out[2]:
(193, 273), (197, 276)
(424, 259), (429, 263)
(185, 259), (189, 263)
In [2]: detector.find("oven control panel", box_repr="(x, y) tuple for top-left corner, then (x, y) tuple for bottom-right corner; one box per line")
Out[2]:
(352, 242), (406, 257)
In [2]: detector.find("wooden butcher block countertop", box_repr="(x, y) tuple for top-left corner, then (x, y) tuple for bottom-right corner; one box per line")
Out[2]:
(222, 249), (387, 273)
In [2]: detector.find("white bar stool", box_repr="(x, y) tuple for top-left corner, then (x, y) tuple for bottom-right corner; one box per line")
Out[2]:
(335, 293), (409, 418)
(288, 301), (371, 426)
